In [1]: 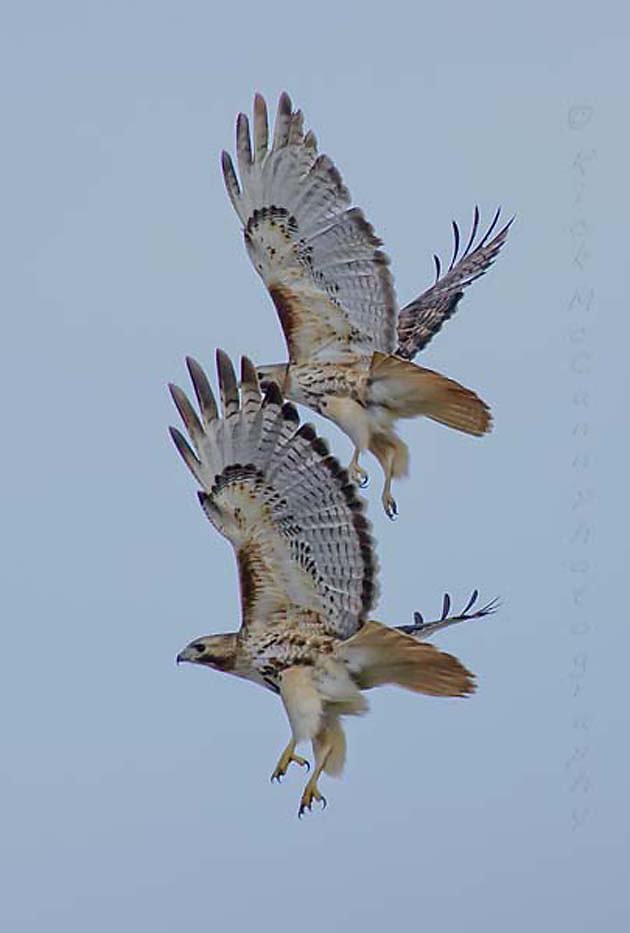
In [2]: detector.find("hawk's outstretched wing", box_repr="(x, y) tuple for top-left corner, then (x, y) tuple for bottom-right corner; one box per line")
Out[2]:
(395, 208), (513, 359)
(222, 93), (397, 364)
(169, 350), (378, 639)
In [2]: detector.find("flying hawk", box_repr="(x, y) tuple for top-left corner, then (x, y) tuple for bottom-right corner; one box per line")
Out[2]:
(170, 351), (494, 815)
(222, 93), (512, 517)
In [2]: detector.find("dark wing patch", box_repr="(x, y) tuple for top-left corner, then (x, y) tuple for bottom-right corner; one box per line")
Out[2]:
(396, 208), (513, 359)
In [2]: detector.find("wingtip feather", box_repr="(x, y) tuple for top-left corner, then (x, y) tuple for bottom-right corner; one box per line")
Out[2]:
(169, 425), (201, 475)
(240, 355), (259, 391)
(186, 356), (218, 423)
(253, 93), (269, 160)
(215, 348), (239, 416)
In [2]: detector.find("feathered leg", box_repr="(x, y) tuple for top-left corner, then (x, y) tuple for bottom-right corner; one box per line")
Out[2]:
(323, 395), (371, 490)
(368, 430), (409, 519)
(279, 663), (363, 815)
(299, 709), (351, 815)
(275, 666), (322, 792)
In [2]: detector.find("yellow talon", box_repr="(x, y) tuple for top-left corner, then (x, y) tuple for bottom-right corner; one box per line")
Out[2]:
(298, 779), (327, 817)
(271, 741), (310, 783)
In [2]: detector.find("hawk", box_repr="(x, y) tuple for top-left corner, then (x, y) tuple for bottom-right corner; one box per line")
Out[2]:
(222, 93), (512, 517)
(170, 351), (495, 815)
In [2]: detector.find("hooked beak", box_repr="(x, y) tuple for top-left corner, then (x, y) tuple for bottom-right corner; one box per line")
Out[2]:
(176, 647), (194, 666)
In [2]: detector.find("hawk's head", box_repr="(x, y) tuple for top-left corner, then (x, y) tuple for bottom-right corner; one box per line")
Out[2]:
(176, 634), (237, 673)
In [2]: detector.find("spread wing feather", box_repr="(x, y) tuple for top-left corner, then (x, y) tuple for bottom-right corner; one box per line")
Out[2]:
(222, 93), (397, 363)
(169, 351), (378, 639)
(396, 208), (513, 359)
(396, 590), (500, 639)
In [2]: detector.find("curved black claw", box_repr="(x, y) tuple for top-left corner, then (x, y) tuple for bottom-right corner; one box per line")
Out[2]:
(384, 496), (398, 521)
(297, 793), (327, 818)
(272, 755), (310, 783)
(359, 474), (369, 489)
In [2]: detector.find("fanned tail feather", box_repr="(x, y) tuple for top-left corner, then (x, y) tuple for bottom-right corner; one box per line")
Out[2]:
(338, 621), (476, 698)
(368, 352), (492, 437)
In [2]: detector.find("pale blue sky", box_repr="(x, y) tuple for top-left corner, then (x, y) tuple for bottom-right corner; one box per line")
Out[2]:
(2, 2), (628, 931)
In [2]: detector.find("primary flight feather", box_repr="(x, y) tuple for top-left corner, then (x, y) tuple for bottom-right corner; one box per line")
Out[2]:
(222, 93), (511, 516)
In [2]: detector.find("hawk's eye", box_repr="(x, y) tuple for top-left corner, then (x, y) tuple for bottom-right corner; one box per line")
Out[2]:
(193, 643), (205, 654)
